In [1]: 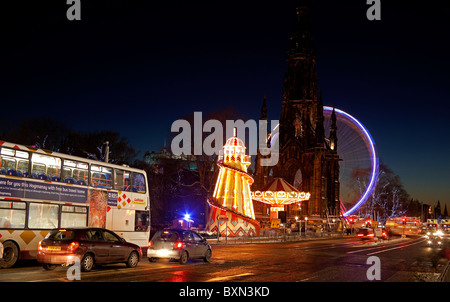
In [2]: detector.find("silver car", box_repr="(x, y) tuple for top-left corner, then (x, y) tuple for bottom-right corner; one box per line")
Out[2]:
(148, 229), (212, 264)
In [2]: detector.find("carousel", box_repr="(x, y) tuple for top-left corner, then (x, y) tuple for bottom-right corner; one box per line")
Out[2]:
(251, 178), (310, 221)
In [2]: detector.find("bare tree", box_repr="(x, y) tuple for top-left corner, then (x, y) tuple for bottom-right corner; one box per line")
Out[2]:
(352, 163), (409, 224)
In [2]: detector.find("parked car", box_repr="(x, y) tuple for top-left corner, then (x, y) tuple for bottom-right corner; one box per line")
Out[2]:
(37, 227), (142, 272)
(0, 234), (3, 259)
(148, 229), (212, 264)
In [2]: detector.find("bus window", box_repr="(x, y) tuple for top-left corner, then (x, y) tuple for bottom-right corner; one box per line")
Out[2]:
(62, 160), (88, 185)
(31, 153), (61, 181)
(0, 148), (15, 157)
(73, 168), (88, 185)
(17, 160), (29, 176)
(114, 169), (123, 190)
(124, 171), (131, 191)
(28, 203), (59, 229)
(0, 148), (30, 177)
(0, 201), (26, 229)
(114, 169), (131, 191)
(132, 173), (146, 193)
(1, 157), (16, 172)
(61, 205), (88, 227)
(135, 210), (149, 231)
(91, 165), (112, 189)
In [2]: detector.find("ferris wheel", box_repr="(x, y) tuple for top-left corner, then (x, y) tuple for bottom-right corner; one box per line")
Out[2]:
(322, 106), (379, 217)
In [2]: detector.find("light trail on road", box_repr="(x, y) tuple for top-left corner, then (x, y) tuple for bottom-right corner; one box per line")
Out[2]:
(347, 238), (425, 255)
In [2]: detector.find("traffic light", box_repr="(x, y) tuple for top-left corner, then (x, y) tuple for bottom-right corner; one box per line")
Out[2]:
(402, 217), (406, 225)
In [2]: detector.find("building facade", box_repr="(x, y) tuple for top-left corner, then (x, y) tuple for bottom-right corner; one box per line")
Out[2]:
(254, 1), (340, 221)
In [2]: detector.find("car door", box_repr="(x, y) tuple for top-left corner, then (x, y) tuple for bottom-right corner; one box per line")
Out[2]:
(191, 231), (207, 258)
(182, 231), (196, 258)
(85, 229), (110, 264)
(102, 229), (128, 262)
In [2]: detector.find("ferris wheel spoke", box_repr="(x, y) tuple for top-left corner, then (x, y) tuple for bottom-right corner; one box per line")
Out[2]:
(323, 106), (379, 217)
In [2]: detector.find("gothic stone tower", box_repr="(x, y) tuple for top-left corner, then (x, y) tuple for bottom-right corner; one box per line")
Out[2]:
(254, 0), (340, 219)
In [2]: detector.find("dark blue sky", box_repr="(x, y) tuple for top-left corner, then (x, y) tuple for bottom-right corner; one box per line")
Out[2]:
(1, 1), (449, 208)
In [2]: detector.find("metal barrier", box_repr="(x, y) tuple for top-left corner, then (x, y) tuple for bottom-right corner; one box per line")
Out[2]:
(208, 230), (352, 245)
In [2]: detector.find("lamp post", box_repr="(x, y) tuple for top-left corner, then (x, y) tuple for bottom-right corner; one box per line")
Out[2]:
(305, 217), (308, 237)
(295, 216), (300, 239)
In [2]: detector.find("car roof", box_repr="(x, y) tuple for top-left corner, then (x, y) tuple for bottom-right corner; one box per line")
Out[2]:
(163, 228), (192, 233)
(50, 227), (107, 231)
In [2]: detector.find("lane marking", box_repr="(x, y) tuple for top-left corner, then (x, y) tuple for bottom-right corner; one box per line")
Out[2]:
(297, 242), (361, 252)
(367, 239), (424, 255)
(206, 272), (253, 282)
(347, 240), (409, 254)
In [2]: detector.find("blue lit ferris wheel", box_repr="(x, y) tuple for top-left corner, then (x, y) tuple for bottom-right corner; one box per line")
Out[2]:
(322, 106), (379, 217)
(268, 106), (379, 217)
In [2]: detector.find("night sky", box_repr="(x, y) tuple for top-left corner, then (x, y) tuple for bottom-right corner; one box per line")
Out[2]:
(1, 1), (449, 208)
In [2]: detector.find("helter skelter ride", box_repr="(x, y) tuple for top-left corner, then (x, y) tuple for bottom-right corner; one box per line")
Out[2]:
(206, 130), (260, 237)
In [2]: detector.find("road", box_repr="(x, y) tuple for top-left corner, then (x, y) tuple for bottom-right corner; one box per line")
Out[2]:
(0, 236), (448, 282)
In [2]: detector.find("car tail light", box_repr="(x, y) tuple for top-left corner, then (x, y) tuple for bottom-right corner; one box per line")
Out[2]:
(148, 241), (153, 248)
(358, 234), (364, 237)
(368, 233), (375, 237)
(174, 242), (183, 249)
(67, 241), (79, 252)
(38, 241), (44, 251)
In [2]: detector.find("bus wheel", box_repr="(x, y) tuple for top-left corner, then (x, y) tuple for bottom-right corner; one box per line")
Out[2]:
(0, 241), (19, 268)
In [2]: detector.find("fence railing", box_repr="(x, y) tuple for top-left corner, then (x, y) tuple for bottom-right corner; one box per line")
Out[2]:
(207, 229), (352, 244)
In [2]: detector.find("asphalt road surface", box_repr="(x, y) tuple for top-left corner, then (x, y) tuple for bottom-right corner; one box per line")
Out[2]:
(0, 236), (448, 282)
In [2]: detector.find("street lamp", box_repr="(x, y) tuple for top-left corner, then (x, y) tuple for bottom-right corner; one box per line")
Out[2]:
(295, 216), (300, 239)
(305, 217), (308, 236)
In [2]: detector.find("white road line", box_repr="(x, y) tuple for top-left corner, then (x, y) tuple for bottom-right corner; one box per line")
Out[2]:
(206, 272), (254, 282)
(366, 239), (424, 255)
(346, 239), (420, 255)
(347, 245), (389, 254)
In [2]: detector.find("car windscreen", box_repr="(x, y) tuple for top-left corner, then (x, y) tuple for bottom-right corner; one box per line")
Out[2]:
(152, 230), (179, 242)
(45, 229), (76, 241)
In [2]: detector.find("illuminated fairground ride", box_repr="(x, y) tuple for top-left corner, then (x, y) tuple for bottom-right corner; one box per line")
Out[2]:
(251, 178), (310, 220)
(268, 106), (379, 219)
(322, 106), (379, 217)
(206, 131), (260, 237)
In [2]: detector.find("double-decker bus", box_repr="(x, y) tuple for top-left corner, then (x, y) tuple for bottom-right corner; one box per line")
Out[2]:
(441, 219), (450, 236)
(0, 141), (150, 268)
(426, 219), (439, 232)
(385, 217), (421, 236)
